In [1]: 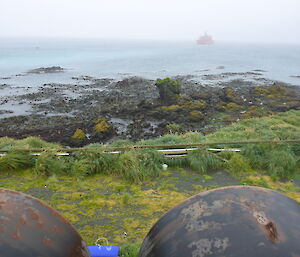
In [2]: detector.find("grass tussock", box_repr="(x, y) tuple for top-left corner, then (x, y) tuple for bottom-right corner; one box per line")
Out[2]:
(225, 153), (253, 177)
(73, 150), (119, 176)
(118, 150), (164, 183)
(136, 132), (205, 146)
(0, 110), (299, 181)
(34, 151), (68, 176)
(120, 243), (140, 257)
(53, 149), (164, 183)
(0, 150), (35, 171)
(0, 136), (61, 150)
(187, 150), (222, 173)
(165, 156), (189, 167)
(206, 110), (300, 145)
(240, 144), (299, 179)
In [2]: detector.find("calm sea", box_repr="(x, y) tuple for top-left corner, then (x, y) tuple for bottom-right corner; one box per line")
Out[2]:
(0, 38), (300, 86)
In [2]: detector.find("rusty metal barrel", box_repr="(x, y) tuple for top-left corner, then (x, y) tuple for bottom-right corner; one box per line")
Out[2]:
(139, 186), (300, 257)
(0, 188), (90, 257)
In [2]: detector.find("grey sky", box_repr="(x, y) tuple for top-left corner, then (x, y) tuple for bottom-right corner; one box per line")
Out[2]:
(1, 0), (300, 43)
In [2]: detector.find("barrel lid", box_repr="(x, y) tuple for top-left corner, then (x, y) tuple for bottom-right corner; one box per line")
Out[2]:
(0, 188), (90, 257)
(139, 186), (300, 257)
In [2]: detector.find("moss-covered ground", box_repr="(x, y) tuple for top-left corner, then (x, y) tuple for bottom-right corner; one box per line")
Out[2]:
(1, 168), (299, 256)
(1, 110), (300, 256)
(0, 167), (238, 245)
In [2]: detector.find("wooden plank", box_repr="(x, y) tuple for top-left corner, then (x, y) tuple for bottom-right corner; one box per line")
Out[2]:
(157, 148), (198, 154)
(165, 154), (187, 158)
(207, 148), (241, 152)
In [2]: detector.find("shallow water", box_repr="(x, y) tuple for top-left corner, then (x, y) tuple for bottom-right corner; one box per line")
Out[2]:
(0, 101), (32, 118)
(1, 38), (300, 86)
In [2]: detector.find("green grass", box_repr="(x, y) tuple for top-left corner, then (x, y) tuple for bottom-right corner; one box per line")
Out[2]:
(226, 152), (253, 177)
(1, 111), (300, 257)
(1, 109), (300, 257)
(0, 136), (60, 150)
(206, 110), (300, 144)
(120, 243), (140, 257)
(0, 169), (201, 248)
(187, 150), (222, 173)
(0, 110), (299, 181)
(34, 151), (69, 176)
(0, 150), (35, 170)
(145, 132), (205, 146)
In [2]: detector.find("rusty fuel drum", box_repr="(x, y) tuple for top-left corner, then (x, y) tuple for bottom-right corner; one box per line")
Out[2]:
(139, 186), (300, 257)
(0, 188), (90, 257)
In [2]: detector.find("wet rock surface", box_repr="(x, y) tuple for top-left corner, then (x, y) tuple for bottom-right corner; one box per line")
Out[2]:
(27, 66), (65, 74)
(0, 74), (299, 146)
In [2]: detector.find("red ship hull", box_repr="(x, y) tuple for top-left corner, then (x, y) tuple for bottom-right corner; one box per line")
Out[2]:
(197, 34), (214, 45)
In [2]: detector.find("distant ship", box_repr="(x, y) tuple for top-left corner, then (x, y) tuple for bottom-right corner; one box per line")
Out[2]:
(197, 33), (214, 45)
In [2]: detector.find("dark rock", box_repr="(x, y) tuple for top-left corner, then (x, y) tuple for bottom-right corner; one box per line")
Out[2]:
(0, 110), (13, 115)
(27, 66), (65, 74)
(0, 75), (299, 146)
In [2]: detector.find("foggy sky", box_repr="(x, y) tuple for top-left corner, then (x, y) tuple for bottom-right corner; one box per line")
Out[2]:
(1, 0), (300, 43)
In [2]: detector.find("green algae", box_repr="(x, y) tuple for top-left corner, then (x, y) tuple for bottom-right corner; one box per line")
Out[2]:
(72, 129), (87, 140)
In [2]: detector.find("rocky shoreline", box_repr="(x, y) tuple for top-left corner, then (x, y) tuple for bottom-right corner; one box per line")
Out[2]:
(0, 73), (300, 146)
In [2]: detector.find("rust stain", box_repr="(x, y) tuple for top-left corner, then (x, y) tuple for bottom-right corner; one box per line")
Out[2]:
(25, 207), (34, 213)
(36, 223), (46, 230)
(52, 226), (65, 232)
(1, 188), (90, 257)
(139, 186), (300, 257)
(11, 231), (22, 240)
(30, 212), (40, 220)
(253, 210), (287, 243)
(19, 216), (27, 225)
(265, 221), (278, 242)
(0, 189), (19, 195)
(24, 207), (43, 222)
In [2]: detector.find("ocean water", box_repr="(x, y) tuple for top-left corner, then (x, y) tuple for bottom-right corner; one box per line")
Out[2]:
(0, 38), (300, 86)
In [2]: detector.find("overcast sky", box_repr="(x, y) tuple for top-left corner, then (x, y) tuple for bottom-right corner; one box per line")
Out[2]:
(0, 0), (300, 43)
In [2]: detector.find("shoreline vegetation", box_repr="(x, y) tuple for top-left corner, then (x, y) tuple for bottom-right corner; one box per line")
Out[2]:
(0, 76), (299, 146)
(1, 76), (300, 256)
(1, 110), (300, 180)
(1, 110), (300, 256)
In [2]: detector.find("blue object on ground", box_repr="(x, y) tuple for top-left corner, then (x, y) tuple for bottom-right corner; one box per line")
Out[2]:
(88, 245), (120, 257)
